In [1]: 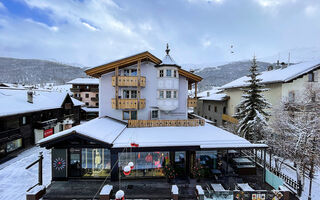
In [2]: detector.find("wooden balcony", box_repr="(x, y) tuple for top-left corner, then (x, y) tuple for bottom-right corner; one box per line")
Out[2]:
(70, 88), (80, 93)
(128, 119), (205, 128)
(111, 98), (146, 109)
(187, 98), (197, 107)
(222, 114), (238, 124)
(112, 76), (146, 87)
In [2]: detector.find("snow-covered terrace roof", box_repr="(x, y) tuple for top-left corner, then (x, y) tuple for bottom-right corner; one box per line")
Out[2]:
(197, 88), (228, 101)
(0, 88), (84, 118)
(221, 60), (320, 89)
(67, 78), (99, 85)
(38, 117), (127, 145)
(113, 123), (265, 149)
(81, 107), (99, 112)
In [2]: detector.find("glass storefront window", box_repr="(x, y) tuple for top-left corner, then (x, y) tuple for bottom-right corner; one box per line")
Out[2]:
(6, 138), (22, 153)
(81, 148), (111, 177)
(196, 151), (218, 169)
(119, 151), (169, 178)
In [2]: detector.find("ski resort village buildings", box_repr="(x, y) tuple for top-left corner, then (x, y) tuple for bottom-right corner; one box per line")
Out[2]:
(221, 60), (320, 117)
(0, 88), (83, 162)
(67, 78), (99, 120)
(34, 46), (288, 200)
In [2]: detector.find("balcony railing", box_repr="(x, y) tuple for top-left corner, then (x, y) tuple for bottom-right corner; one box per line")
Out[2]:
(222, 114), (238, 124)
(128, 119), (205, 128)
(90, 88), (99, 92)
(112, 76), (146, 87)
(70, 88), (80, 93)
(187, 98), (197, 107)
(112, 98), (146, 109)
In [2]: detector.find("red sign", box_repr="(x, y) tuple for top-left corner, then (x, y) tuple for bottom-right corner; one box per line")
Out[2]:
(44, 128), (54, 138)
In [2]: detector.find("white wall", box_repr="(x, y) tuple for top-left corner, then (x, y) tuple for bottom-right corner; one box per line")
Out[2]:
(99, 61), (189, 120)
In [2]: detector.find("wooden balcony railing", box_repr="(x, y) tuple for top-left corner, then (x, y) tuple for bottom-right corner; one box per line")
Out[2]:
(222, 114), (238, 124)
(111, 98), (146, 109)
(128, 119), (205, 128)
(70, 88), (80, 93)
(187, 98), (197, 107)
(112, 76), (146, 87)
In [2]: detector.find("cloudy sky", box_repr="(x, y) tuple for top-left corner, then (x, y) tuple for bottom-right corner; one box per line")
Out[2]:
(0, 0), (319, 67)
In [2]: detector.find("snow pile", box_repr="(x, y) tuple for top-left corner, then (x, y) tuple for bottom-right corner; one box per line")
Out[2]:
(0, 147), (51, 200)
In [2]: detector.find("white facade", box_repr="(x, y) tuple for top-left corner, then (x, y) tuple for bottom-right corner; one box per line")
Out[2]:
(99, 61), (189, 121)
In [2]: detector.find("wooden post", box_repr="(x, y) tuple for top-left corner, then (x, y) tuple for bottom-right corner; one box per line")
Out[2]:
(115, 66), (119, 109)
(39, 152), (43, 185)
(137, 60), (141, 110)
(195, 82), (198, 98)
(226, 149), (229, 175)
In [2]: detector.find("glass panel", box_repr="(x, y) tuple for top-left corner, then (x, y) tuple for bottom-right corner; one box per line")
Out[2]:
(159, 91), (164, 99)
(131, 69), (137, 76)
(69, 148), (81, 177)
(173, 91), (177, 98)
(151, 110), (158, 119)
(166, 69), (172, 77)
(123, 111), (130, 120)
(166, 91), (171, 98)
(119, 151), (169, 178)
(131, 90), (137, 99)
(81, 148), (111, 177)
(6, 138), (22, 152)
(175, 151), (186, 177)
(131, 111), (137, 120)
(124, 69), (130, 76)
(123, 90), (130, 99)
(159, 70), (164, 77)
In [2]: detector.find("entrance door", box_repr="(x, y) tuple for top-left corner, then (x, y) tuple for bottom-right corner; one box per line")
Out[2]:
(69, 148), (81, 177)
(174, 151), (186, 177)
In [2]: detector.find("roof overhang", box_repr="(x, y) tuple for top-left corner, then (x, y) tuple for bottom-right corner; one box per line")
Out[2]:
(85, 51), (162, 78)
(179, 68), (203, 83)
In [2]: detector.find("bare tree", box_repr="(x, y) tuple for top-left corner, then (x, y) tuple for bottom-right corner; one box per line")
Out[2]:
(268, 83), (320, 198)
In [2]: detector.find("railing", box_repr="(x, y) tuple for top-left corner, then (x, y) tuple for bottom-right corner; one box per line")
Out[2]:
(128, 119), (205, 128)
(244, 150), (299, 191)
(112, 76), (146, 87)
(90, 88), (99, 92)
(222, 114), (238, 124)
(187, 98), (197, 107)
(111, 98), (146, 109)
(70, 88), (80, 93)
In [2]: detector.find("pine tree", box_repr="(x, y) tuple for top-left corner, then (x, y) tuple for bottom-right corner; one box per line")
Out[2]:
(235, 56), (271, 142)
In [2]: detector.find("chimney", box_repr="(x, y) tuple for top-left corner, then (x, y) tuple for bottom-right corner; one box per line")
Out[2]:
(27, 90), (33, 103)
(207, 92), (210, 97)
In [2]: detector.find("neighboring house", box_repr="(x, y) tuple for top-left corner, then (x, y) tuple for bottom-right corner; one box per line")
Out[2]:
(0, 88), (83, 161)
(67, 78), (99, 107)
(194, 88), (229, 126)
(67, 78), (99, 120)
(38, 46), (267, 199)
(221, 60), (320, 118)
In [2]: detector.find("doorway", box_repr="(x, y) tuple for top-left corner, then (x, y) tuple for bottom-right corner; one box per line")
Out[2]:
(69, 148), (81, 177)
(174, 151), (186, 177)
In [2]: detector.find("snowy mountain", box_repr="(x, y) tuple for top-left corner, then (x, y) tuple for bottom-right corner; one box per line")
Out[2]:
(259, 47), (320, 64)
(0, 57), (88, 85)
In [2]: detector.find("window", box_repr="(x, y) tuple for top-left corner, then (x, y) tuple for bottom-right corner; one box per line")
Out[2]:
(81, 148), (111, 177)
(96, 103), (99, 106)
(6, 138), (22, 153)
(166, 91), (171, 98)
(124, 69), (137, 76)
(288, 91), (295, 102)
(173, 91), (177, 98)
(131, 69), (137, 76)
(6, 118), (19, 130)
(208, 105), (211, 111)
(77, 85), (80, 88)
(124, 69), (130, 76)
(174, 70), (177, 77)
(123, 110), (137, 120)
(22, 116), (27, 125)
(159, 70), (164, 77)
(123, 90), (137, 99)
(223, 107), (227, 114)
(214, 106), (217, 112)
(85, 93), (89, 98)
(166, 69), (172, 77)
(85, 102), (89, 106)
(308, 72), (314, 82)
(159, 91), (164, 99)
(96, 94), (99, 98)
(151, 110), (159, 119)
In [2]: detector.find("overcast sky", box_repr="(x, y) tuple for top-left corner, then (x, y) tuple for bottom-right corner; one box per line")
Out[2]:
(0, 0), (319, 67)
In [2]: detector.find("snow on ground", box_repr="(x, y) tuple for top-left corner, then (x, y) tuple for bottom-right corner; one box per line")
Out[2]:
(0, 147), (51, 200)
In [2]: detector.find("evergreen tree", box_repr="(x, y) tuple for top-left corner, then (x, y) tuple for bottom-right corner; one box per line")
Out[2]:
(235, 56), (271, 142)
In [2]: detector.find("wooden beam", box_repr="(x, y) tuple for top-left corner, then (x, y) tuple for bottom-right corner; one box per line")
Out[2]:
(137, 60), (141, 110)
(195, 82), (198, 98)
(115, 66), (119, 109)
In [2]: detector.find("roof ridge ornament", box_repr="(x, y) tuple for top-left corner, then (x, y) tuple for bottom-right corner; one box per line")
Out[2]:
(165, 43), (170, 55)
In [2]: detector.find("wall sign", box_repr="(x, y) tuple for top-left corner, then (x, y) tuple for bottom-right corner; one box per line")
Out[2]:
(52, 149), (67, 179)
(44, 128), (54, 138)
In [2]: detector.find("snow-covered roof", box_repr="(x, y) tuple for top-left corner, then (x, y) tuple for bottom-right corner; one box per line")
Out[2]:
(112, 123), (264, 149)
(198, 88), (227, 101)
(81, 107), (99, 112)
(161, 54), (177, 65)
(222, 60), (320, 89)
(0, 88), (84, 117)
(38, 115), (267, 149)
(38, 117), (127, 145)
(67, 78), (99, 85)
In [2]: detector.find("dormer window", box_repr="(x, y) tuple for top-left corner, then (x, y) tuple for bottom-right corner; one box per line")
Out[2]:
(166, 69), (172, 77)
